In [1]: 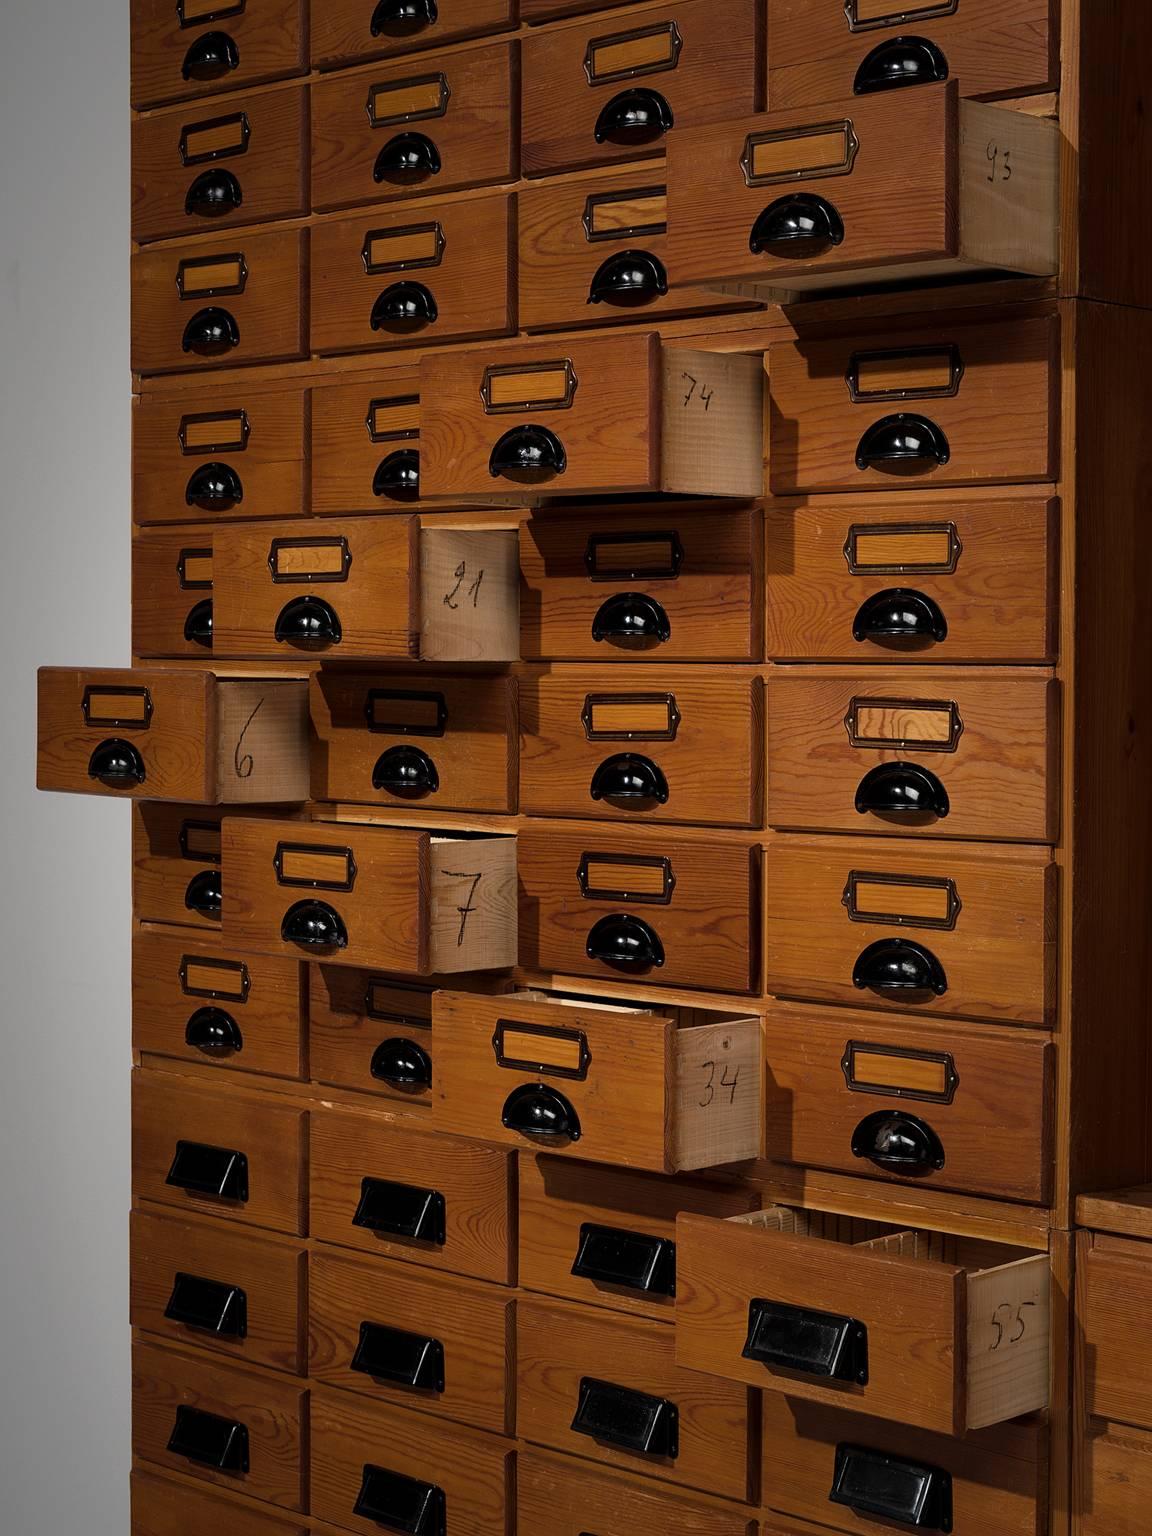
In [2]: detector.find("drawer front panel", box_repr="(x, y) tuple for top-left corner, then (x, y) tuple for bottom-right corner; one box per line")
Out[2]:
(1082, 1233), (1152, 1428)
(134, 803), (250, 929)
(130, 0), (305, 109)
(1082, 1422), (1152, 1536)
(310, 968), (436, 1109)
(312, 0), (515, 67)
(519, 1451), (758, 1535)
(310, 370), (425, 513)
(132, 528), (217, 659)
(131, 1470), (307, 1536)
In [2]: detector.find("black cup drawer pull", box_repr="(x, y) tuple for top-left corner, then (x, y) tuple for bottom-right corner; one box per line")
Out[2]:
(352, 1320), (445, 1392)
(88, 738), (146, 788)
(571, 1222), (676, 1297)
(830, 1444), (953, 1532)
(588, 249), (668, 307)
(572, 1377), (679, 1458)
(374, 447), (420, 501)
(354, 1462), (446, 1536)
(372, 0), (438, 36)
(372, 744), (439, 797)
(590, 753), (669, 806)
(854, 35), (949, 95)
(853, 589), (947, 645)
(186, 461), (243, 506)
(281, 899), (348, 950)
(164, 1271), (248, 1338)
(167, 1404), (249, 1473)
(185, 868), (223, 919)
(853, 937), (948, 996)
(489, 424), (567, 482)
(353, 1175), (446, 1245)
(592, 592), (671, 646)
(586, 913), (665, 971)
(750, 193), (845, 259)
(165, 1139), (248, 1202)
(742, 1299), (868, 1385)
(853, 1110), (946, 1175)
(855, 762), (950, 820)
(371, 1036), (433, 1091)
(181, 30), (240, 82)
(594, 88), (674, 146)
(502, 1083), (581, 1143)
(856, 413), (951, 472)
(374, 132), (442, 185)
(184, 598), (214, 648)
(371, 281), (438, 334)
(184, 1005), (243, 1055)
(185, 168), (243, 218)
(182, 306), (239, 357)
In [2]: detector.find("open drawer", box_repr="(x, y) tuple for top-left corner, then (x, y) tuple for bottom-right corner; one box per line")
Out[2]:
(674, 1207), (1049, 1435)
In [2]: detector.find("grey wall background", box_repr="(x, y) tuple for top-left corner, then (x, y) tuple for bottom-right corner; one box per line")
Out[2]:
(0, 0), (132, 1530)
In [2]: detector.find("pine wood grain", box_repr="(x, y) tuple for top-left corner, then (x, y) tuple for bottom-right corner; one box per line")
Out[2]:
(519, 1447), (759, 1534)
(311, 0), (515, 68)
(130, 0), (305, 109)
(131, 1469), (307, 1536)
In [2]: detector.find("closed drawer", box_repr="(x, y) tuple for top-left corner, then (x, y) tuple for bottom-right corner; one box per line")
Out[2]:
(765, 667), (1059, 843)
(520, 505), (762, 663)
(420, 332), (764, 501)
(518, 823), (760, 993)
(310, 1387), (514, 1536)
(130, 0), (305, 109)
(132, 528), (217, 658)
(1082, 1421), (1152, 1536)
(1081, 1231), (1152, 1428)
(667, 85), (1057, 300)
(131, 229), (306, 374)
(37, 667), (309, 804)
(311, 194), (515, 355)
(310, 671), (518, 813)
(520, 667), (762, 827)
(764, 1002), (1053, 1202)
(310, 969), (436, 1108)
(310, 41), (516, 212)
(769, 316), (1058, 494)
(675, 1207), (1049, 1434)
(312, 0), (515, 67)
(132, 928), (305, 1079)
(130, 1209), (306, 1373)
(311, 369), (423, 512)
(132, 1071), (308, 1236)
(520, 1450), (759, 1535)
(222, 816), (518, 974)
(765, 495), (1057, 663)
(132, 1339), (306, 1509)
(131, 1469), (307, 1536)
(131, 85), (308, 243)
(310, 1107), (515, 1284)
(309, 1246), (513, 1434)
(521, 0), (762, 176)
(764, 835), (1057, 1025)
(434, 989), (761, 1171)
(517, 1296), (754, 1499)
(522, 0), (632, 19)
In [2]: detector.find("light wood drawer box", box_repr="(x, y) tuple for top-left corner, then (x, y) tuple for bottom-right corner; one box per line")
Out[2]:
(763, 835), (1057, 1026)
(134, 387), (306, 527)
(37, 668), (310, 804)
(765, 666), (1059, 843)
(1081, 1421), (1152, 1536)
(134, 804), (294, 930)
(420, 332), (765, 501)
(132, 928), (305, 1079)
(310, 41), (517, 212)
(1081, 1230), (1152, 1428)
(132, 1339), (305, 1509)
(517, 1296), (754, 1499)
(765, 495), (1058, 663)
(133, 1071), (308, 1236)
(434, 989), (761, 1171)
(769, 316), (1058, 494)
(130, 1209), (306, 1373)
(212, 519), (519, 662)
(131, 1469), (307, 1536)
(312, 0), (515, 68)
(131, 229), (306, 375)
(667, 84), (1057, 301)
(132, 527), (217, 658)
(310, 1108), (515, 1284)
(222, 816), (518, 974)
(519, 1450), (760, 1535)
(310, 1387), (514, 1536)
(310, 968), (436, 1108)
(521, 0), (762, 176)
(130, 0), (305, 109)
(310, 671), (518, 814)
(520, 667), (762, 827)
(518, 823), (760, 992)
(520, 505), (762, 663)
(131, 85), (308, 243)
(675, 1208), (1050, 1435)
(763, 1002), (1053, 1203)
(309, 1246), (513, 1434)
(311, 194), (515, 355)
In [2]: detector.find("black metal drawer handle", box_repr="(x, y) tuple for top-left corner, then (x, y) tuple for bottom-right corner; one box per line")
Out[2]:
(501, 1083), (582, 1143)
(353, 1175), (446, 1245)
(352, 1320), (445, 1391)
(853, 588), (947, 645)
(274, 595), (342, 649)
(854, 35), (949, 95)
(182, 306), (239, 357)
(856, 413), (950, 472)
(88, 738), (145, 788)
(354, 1463), (446, 1535)
(164, 1271), (248, 1338)
(571, 1223), (676, 1297)
(374, 448), (421, 501)
(855, 761), (950, 819)
(374, 132), (442, 185)
(165, 1139), (248, 1202)
(750, 193), (845, 259)
(852, 1110), (946, 1175)
(183, 598), (214, 649)
(167, 1405), (249, 1473)
(588, 249), (668, 307)
(186, 461), (243, 506)
(184, 1005), (243, 1055)
(371, 281), (438, 334)
(586, 912), (665, 971)
(371, 1036), (433, 1092)
(185, 168), (243, 218)
(592, 592), (671, 646)
(281, 899), (348, 951)
(853, 937), (947, 995)
(572, 1377), (679, 1458)
(181, 31), (239, 83)
(594, 88), (673, 146)
(373, 745), (439, 797)
(590, 753), (669, 806)
(372, 0), (438, 36)
(184, 868), (223, 919)
(489, 424), (567, 482)
(830, 1443), (953, 1531)
(743, 1299), (868, 1385)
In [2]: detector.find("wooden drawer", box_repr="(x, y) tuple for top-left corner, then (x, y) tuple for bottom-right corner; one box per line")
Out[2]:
(520, 505), (762, 663)
(522, 0), (632, 19)
(763, 835), (1057, 1025)
(1081, 1231), (1152, 1428)
(765, 494), (1057, 663)
(309, 1246), (513, 1434)
(769, 316), (1058, 493)
(132, 1339), (305, 1509)
(134, 805), (291, 930)
(675, 1207), (1049, 1434)
(434, 989), (761, 1171)
(311, 369), (422, 512)
(763, 1001), (1053, 1202)
(312, 0), (515, 67)
(131, 229), (306, 374)
(131, 1469), (307, 1536)
(134, 387), (306, 527)
(131, 85), (308, 243)
(520, 667), (762, 827)
(765, 667), (1059, 843)
(420, 332), (764, 501)
(310, 671), (518, 813)
(517, 1296), (754, 1499)
(521, 0), (762, 176)
(519, 1450), (759, 1535)
(310, 41), (516, 212)
(310, 1387), (514, 1536)
(132, 1071), (308, 1236)
(1082, 1421), (1152, 1536)
(37, 668), (309, 804)
(132, 928), (305, 1079)
(310, 969), (435, 1108)
(133, 527), (217, 658)
(310, 194), (515, 355)
(518, 823), (760, 993)
(212, 519), (519, 662)
(130, 0), (305, 109)
(310, 1107), (515, 1284)
(222, 816), (517, 974)
(130, 1209), (306, 1373)
(667, 85), (1057, 301)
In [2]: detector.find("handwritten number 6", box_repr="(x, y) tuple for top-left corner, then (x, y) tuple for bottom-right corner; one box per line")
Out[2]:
(233, 697), (263, 779)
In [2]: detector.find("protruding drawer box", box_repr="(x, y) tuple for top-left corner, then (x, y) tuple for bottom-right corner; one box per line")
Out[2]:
(310, 1108), (515, 1284)
(1082, 1422), (1152, 1536)
(312, 0), (515, 68)
(521, 0), (762, 176)
(434, 989), (761, 1171)
(130, 0), (306, 109)
(310, 671), (518, 813)
(131, 85), (308, 243)
(519, 1452), (759, 1536)
(1081, 1231), (1152, 1429)
(37, 668), (310, 804)
(675, 1207), (1050, 1434)
(310, 969), (436, 1108)
(131, 1470), (307, 1536)
(132, 528), (217, 658)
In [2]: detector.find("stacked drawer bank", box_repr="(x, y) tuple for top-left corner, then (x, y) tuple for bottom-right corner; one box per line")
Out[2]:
(35, 1), (1152, 1532)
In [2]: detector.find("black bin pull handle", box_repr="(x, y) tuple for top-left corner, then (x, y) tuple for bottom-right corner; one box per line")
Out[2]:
(374, 131), (442, 185)
(586, 912), (665, 971)
(165, 1138), (249, 1202)
(830, 1443), (953, 1531)
(184, 868), (223, 919)
(371, 0), (439, 35)
(501, 1083), (582, 1143)
(182, 306), (239, 357)
(185, 168), (243, 218)
(852, 1110), (946, 1175)
(743, 1298), (868, 1385)
(370, 281), (438, 334)
(853, 588), (947, 645)
(854, 35), (949, 95)
(750, 193), (845, 259)
(855, 761), (950, 820)
(591, 591), (671, 646)
(856, 413), (950, 472)
(183, 598), (214, 649)
(589, 753), (669, 806)
(571, 1222), (676, 1297)
(353, 1175), (446, 1245)
(588, 249), (668, 307)
(167, 1405), (249, 1473)
(354, 1463), (446, 1535)
(371, 1036), (433, 1092)
(572, 1377), (679, 1458)
(594, 87), (674, 146)
(373, 447), (421, 501)
(352, 1320), (445, 1391)
(488, 423), (567, 483)
(274, 595), (342, 650)
(280, 898), (348, 950)
(184, 1005), (243, 1055)
(164, 1271), (248, 1338)
(853, 937), (948, 996)
(88, 738), (146, 788)
(185, 461), (243, 506)
(181, 30), (239, 83)
(372, 745), (439, 798)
